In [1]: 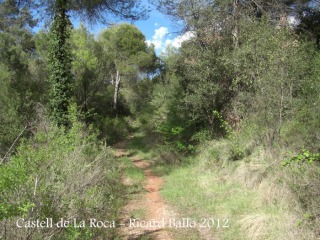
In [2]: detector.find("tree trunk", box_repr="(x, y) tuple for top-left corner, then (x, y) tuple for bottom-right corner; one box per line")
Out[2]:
(278, 83), (284, 143)
(232, 0), (239, 49)
(113, 70), (120, 114)
(48, 0), (73, 127)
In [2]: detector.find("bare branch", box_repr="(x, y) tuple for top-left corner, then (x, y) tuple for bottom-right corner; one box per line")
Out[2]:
(0, 125), (28, 164)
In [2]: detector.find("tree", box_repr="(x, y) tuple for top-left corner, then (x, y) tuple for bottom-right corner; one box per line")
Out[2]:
(0, 0), (37, 95)
(16, 0), (147, 126)
(46, 0), (73, 126)
(0, 0), (39, 156)
(0, 0), (37, 77)
(99, 23), (157, 114)
(296, 5), (320, 48)
(148, 0), (319, 146)
(227, 20), (312, 147)
(70, 24), (113, 121)
(0, 64), (21, 157)
(152, 0), (312, 48)
(18, 0), (148, 22)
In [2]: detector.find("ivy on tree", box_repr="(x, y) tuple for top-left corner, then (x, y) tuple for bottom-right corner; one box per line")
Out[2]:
(48, 0), (73, 127)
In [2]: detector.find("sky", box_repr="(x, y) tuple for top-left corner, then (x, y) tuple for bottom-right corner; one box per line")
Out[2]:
(32, 1), (192, 55)
(72, 0), (190, 55)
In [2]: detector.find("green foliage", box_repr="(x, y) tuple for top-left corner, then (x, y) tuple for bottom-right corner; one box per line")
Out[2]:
(282, 150), (320, 166)
(94, 116), (130, 144)
(212, 110), (245, 161)
(70, 25), (105, 119)
(177, 39), (233, 132)
(99, 23), (158, 114)
(190, 130), (211, 143)
(102, 23), (147, 59)
(0, 64), (22, 157)
(148, 3), (319, 156)
(126, 78), (154, 114)
(212, 110), (234, 139)
(47, 2), (73, 126)
(0, 0), (47, 125)
(285, 50), (320, 151)
(0, 111), (122, 239)
(284, 162), (320, 234)
(136, 75), (193, 154)
(71, 25), (98, 71)
(227, 19), (313, 147)
(99, 23), (156, 76)
(1, 0), (320, 238)
(0, 0), (36, 76)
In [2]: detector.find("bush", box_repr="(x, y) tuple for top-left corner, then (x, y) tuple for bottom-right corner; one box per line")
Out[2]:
(154, 145), (182, 165)
(283, 162), (320, 234)
(0, 113), (123, 239)
(94, 116), (130, 144)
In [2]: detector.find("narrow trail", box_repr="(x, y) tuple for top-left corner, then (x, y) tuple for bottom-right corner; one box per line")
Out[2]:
(114, 141), (175, 240)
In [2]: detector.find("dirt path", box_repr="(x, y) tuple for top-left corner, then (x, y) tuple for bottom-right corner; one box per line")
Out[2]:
(114, 141), (175, 240)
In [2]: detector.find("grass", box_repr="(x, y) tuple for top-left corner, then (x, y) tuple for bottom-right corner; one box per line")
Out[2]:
(118, 155), (146, 198)
(126, 132), (156, 160)
(118, 130), (204, 239)
(130, 208), (146, 219)
(159, 139), (319, 239)
(169, 227), (203, 240)
(118, 124), (319, 239)
(152, 162), (177, 176)
(117, 133), (151, 198)
(120, 156), (145, 184)
(161, 167), (254, 239)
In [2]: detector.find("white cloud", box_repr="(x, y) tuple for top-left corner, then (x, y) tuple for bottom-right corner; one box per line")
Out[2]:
(165, 31), (194, 49)
(147, 27), (194, 54)
(146, 27), (169, 50)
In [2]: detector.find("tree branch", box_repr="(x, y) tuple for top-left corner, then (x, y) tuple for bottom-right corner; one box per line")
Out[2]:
(0, 125), (28, 164)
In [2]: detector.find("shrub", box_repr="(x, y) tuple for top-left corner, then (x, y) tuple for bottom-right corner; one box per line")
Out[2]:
(283, 162), (320, 234)
(282, 149), (320, 166)
(0, 112), (122, 239)
(94, 116), (130, 144)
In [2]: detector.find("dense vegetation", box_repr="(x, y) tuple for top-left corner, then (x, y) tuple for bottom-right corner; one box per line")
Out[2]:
(0, 0), (319, 239)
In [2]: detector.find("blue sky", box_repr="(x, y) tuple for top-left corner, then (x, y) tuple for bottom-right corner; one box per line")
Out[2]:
(33, 1), (192, 54)
(78, 0), (189, 54)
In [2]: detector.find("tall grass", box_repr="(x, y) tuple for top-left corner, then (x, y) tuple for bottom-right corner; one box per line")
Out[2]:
(160, 139), (320, 239)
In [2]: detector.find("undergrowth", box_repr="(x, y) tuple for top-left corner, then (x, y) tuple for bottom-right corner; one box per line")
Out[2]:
(160, 138), (320, 239)
(0, 110), (123, 239)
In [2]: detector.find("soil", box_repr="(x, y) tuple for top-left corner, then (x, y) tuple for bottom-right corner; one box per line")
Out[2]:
(114, 141), (175, 240)
(113, 140), (216, 240)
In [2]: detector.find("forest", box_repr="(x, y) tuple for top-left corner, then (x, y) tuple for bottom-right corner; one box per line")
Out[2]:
(0, 0), (319, 239)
